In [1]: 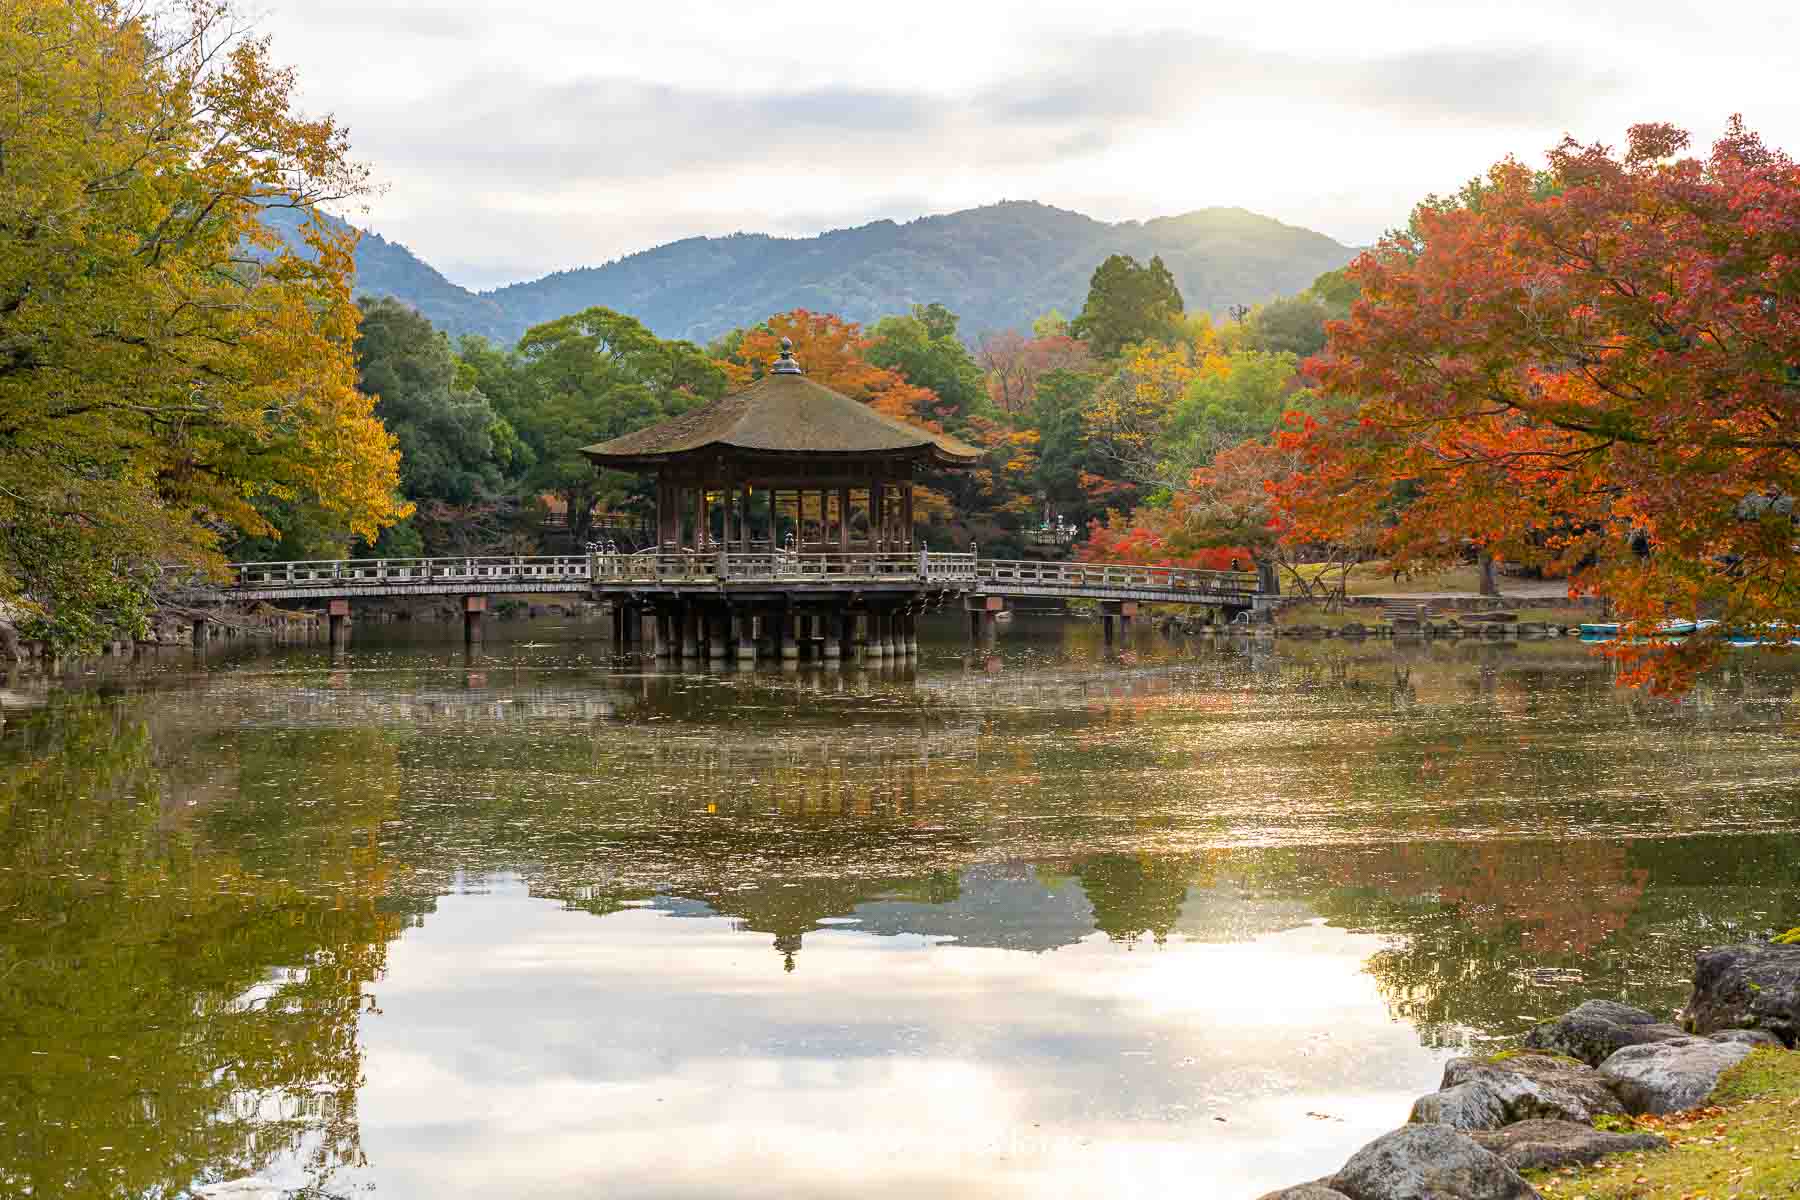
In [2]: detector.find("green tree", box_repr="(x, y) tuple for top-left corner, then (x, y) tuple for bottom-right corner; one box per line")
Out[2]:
(1030, 368), (1105, 528)
(1069, 254), (1185, 359)
(1237, 295), (1332, 358)
(1163, 350), (1308, 470)
(513, 308), (726, 547)
(0, 0), (406, 654)
(867, 302), (987, 424)
(351, 300), (531, 555)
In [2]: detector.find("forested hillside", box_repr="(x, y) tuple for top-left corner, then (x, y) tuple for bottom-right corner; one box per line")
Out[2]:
(275, 201), (1358, 346)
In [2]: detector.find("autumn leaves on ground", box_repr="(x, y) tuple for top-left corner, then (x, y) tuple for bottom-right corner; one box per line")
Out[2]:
(1527, 1049), (1800, 1198)
(6, 0), (1800, 701)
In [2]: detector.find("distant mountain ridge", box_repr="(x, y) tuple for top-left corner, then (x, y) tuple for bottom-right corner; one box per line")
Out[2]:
(272, 201), (1360, 347)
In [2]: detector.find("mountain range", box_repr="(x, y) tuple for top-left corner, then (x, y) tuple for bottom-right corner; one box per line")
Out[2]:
(266, 201), (1361, 347)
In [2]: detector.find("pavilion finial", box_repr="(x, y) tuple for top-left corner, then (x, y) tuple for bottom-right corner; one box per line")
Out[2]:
(771, 336), (803, 375)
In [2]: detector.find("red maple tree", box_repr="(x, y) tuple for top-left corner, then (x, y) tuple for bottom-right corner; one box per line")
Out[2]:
(1278, 119), (1800, 691)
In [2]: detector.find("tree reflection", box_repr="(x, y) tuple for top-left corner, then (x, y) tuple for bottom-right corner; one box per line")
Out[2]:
(0, 700), (403, 1198)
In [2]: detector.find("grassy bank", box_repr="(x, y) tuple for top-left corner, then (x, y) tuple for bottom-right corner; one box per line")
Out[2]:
(1527, 1048), (1800, 1198)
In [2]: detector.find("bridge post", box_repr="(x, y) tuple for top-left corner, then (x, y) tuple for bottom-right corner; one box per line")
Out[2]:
(706, 605), (726, 661)
(1099, 600), (1136, 650)
(610, 602), (625, 649)
(903, 609), (919, 654)
(191, 616), (209, 651)
(778, 599), (798, 661)
(328, 598), (351, 651)
(733, 606), (755, 663)
(463, 595), (486, 646)
(964, 594), (1002, 649)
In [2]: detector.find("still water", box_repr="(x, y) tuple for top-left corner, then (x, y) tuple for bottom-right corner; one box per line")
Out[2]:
(4, 617), (1799, 1199)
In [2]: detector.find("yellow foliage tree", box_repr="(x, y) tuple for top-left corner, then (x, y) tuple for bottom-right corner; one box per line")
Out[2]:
(0, 0), (405, 651)
(1082, 329), (1224, 488)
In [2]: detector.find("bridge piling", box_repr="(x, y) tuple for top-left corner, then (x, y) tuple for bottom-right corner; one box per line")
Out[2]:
(463, 595), (486, 646)
(733, 607), (755, 663)
(328, 599), (351, 652)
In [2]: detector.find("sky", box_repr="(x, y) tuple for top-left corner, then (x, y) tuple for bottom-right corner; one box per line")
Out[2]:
(257, 0), (1800, 291)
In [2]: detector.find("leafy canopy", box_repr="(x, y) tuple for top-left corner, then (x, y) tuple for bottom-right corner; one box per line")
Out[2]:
(1069, 254), (1185, 359)
(0, 0), (404, 650)
(1278, 119), (1800, 692)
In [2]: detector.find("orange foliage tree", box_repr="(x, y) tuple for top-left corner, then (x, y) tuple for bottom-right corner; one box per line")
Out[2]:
(722, 310), (937, 427)
(1278, 120), (1800, 691)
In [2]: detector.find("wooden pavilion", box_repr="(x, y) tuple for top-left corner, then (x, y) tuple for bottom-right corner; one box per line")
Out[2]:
(583, 338), (980, 554)
(580, 338), (981, 662)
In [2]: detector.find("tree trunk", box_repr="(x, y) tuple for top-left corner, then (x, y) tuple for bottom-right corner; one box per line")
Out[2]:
(1478, 551), (1500, 597)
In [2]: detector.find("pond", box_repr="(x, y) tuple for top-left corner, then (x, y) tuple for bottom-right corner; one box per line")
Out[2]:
(4, 616), (1799, 1198)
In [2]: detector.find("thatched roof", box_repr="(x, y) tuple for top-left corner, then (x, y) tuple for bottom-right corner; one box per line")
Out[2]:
(582, 356), (981, 470)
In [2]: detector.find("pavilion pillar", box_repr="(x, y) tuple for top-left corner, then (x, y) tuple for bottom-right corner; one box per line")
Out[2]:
(706, 605), (726, 660)
(902, 483), (915, 549)
(838, 487), (851, 554)
(821, 607), (841, 661)
(694, 487), (706, 550)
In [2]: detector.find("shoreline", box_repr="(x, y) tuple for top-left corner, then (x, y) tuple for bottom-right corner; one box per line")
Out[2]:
(1255, 939), (1800, 1199)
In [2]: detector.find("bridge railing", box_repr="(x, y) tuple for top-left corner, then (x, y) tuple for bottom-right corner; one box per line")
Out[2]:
(231, 556), (593, 589)
(223, 552), (1258, 596)
(974, 559), (1259, 596)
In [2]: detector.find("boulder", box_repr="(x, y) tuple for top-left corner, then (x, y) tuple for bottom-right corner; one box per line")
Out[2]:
(1439, 1052), (1627, 1124)
(1256, 1185), (1350, 1200)
(1468, 1119), (1667, 1171)
(1681, 942), (1800, 1047)
(1707, 1028), (1785, 1049)
(1330, 1125), (1539, 1200)
(1522, 999), (1687, 1067)
(1599, 1036), (1752, 1114)
(1408, 1080), (1509, 1130)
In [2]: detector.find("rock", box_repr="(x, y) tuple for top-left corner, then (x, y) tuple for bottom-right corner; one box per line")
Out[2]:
(1256, 1185), (1350, 1200)
(1440, 1052), (1627, 1124)
(1681, 942), (1800, 1047)
(1707, 1028), (1784, 1049)
(1330, 1125), (1539, 1200)
(1408, 1080), (1509, 1130)
(1468, 1118), (1667, 1170)
(1599, 1036), (1752, 1114)
(1522, 999), (1687, 1067)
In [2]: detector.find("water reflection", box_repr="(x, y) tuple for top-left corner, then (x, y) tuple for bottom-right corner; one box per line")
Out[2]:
(2, 620), (1799, 1197)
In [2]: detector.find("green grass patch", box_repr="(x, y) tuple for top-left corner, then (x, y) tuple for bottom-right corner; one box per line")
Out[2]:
(1526, 1048), (1800, 1198)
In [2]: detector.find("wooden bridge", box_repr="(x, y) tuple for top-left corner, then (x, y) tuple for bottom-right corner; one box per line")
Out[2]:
(212, 551), (1262, 659)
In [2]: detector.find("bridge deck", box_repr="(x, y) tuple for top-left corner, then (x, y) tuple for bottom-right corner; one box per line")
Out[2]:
(217, 552), (1260, 608)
